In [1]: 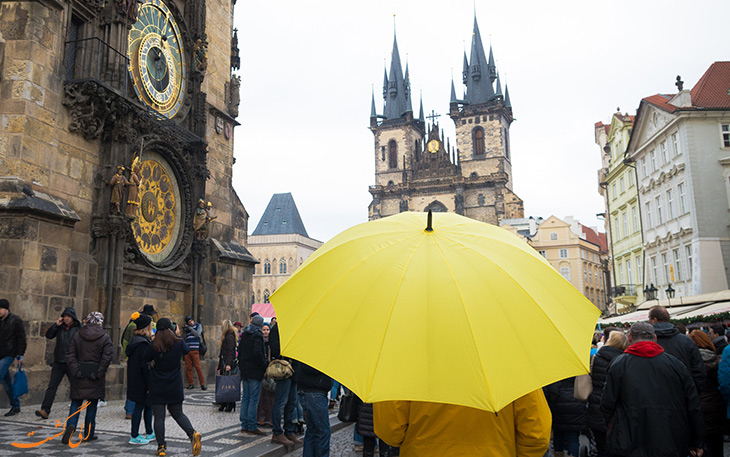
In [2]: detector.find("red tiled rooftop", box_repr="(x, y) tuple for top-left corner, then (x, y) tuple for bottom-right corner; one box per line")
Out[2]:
(690, 61), (730, 109)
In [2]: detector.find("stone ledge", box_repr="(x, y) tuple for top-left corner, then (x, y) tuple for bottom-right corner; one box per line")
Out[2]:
(0, 176), (80, 226)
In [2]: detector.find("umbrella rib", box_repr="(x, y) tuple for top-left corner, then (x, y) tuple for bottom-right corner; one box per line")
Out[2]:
(437, 232), (583, 366)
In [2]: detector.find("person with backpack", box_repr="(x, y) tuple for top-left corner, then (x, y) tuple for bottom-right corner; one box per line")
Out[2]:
(121, 304), (157, 419)
(126, 312), (155, 445)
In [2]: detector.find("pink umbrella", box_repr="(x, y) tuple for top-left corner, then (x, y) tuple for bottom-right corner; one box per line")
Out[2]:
(252, 302), (276, 318)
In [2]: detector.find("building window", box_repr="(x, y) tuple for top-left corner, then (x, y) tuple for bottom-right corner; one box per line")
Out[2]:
(666, 189), (675, 219)
(686, 245), (693, 278)
(538, 250), (547, 258)
(678, 183), (687, 214)
(672, 132), (680, 156)
(645, 202), (653, 229)
(612, 183), (617, 200)
(622, 212), (628, 237)
(264, 259), (271, 274)
(627, 260), (633, 284)
(559, 249), (568, 258)
(618, 263), (624, 284)
(503, 127), (510, 159)
(629, 171), (635, 187)
(619, 177), (625, 193)
(651, 256), (658, 285)
(662, 253), (670, 286)
(560, 267), (571, 281)
(660, 140), (668, 164)
(722, 124), (730, 148)
(388, 140), (398, 168)
(673, 249), (682, 282)
(649, 149), (657, 171)
(478, 194), (485, 205)
(640, 157), (647, 178)
(614, 218), (620, 239)
(279, 258), (287, 274)
(550, 232), (558, 241)
(632, 206), (639, 232)
(263, 289), (270, 303)
(473, 127), (485, 155)
(656, 196), (663, 225)
(636, 256), (642, 282)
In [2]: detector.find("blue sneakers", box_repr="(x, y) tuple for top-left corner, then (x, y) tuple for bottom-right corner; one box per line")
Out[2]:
(143, 432), (156, 441)
(129, 435), (151, 445)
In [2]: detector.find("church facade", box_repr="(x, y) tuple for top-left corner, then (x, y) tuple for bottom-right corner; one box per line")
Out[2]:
(0, 0), (254, 401)
(368, 17), (523, 224)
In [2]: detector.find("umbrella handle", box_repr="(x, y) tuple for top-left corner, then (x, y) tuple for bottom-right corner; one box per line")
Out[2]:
(426, 210), (433, 232)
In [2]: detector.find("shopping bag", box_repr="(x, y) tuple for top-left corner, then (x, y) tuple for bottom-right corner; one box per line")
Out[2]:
(215, 371), (240, 404)
(337, 393), (362, 423)
(573, 374), (593, 401)
(12, 364), (28, 397)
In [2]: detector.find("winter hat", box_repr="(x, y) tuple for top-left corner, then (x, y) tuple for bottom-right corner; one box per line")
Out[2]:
(157, 318), (172, 331)
(184, 315), (194, 323)
(233, 322), (243, 328)
(141, 304), (157, 316)
(262, 323), (271, 330)
(85, 311), (104, 325)
(0, 299), (9, 309)
(250, 312), (260, 318)
(251, 315), (264, 328)
(131, 312), (152, 329)
(61, 307), (76, 318)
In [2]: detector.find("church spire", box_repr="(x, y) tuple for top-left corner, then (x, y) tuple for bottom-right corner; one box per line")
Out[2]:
(404, 62), (413, 113)
(463, 15), (495, 105)
(488, 45), (497, 83)
(504, 84), (512, 108)
(450, 78), (457, 102)
(383, 31), (410, 119)
(371, 86), (377, 118)
(419, 91), (424, 120)
(495, 72), (503, 97)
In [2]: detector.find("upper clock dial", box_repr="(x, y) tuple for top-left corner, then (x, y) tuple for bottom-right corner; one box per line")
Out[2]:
(427, 139), (440, 153)
(128, 0), (186, 118)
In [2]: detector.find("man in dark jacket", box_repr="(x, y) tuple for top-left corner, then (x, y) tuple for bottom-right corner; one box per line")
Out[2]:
(709, 324), (728, 356)
(0, 298), (27, 416)
(63, 311), (113, 444)
(238, 314), (267, 436)
(36, 306), (81, 419)
(269, 321), (302, 446)
(649, 305), (706, 392)
(601, 322), (704, 457)
(293, 359), (333, 457)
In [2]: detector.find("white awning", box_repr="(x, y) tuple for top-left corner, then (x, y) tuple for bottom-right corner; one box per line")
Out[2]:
(598, 305), (700, 324)
(672, 301), (730, 319)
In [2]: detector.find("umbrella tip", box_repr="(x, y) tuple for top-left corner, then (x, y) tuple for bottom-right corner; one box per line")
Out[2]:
(425, 210), (433, 232)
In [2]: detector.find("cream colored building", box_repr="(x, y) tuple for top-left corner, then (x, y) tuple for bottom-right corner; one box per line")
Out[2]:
(530, 216), (607, 310)
(248, 193), (322, 303)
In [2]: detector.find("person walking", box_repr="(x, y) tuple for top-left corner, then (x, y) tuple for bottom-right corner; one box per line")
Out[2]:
(544, 377), (588, 457)
(121, 304), (157, 419)
(269, 318), (301, 446)
(238, 314), (268, 436)
(36, 306), (81, 420)
(126, 312), (155, 445)
(293, 360), (333, 457)
(256, 322), (275, 426)
(144, 318), (202, 457)
(0, 298), (26, 417)
(218, 319), (237, 413)
(62, 311), (113, 444)
(689, 329), (729, 457)
(182, 315), (206, 390)
(600, 322), (704, 457)
(586, 329), (628, 457)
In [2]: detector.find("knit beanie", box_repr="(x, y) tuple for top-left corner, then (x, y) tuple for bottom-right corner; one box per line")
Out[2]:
(252, 315), (264, 328)
(85, 311), (104, 325)
(157, 318), (172, 331)
(131, 312), (152, 329)
(0, 299), (9, 309)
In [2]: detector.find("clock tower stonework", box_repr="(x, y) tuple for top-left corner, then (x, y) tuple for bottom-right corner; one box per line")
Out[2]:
(369, 18), (524, 224)
(0, 0), (254, 402)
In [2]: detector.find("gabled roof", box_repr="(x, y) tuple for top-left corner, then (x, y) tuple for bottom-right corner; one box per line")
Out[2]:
(580, 224), (607, 253)
(690, 61), (730, 108)
(643, 94), (677, 113)
(252, 193), (309, 237)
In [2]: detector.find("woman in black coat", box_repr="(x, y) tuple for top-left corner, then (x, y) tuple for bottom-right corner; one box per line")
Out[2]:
(544, 376), (587, 457)
(218, 319), (238, 412)
(355, 397), (398, 457)
(143, 318), (202, 457)
(126, 312), (154, 445)
(63, 311), (113, 445)
(587, 330), (628, 457)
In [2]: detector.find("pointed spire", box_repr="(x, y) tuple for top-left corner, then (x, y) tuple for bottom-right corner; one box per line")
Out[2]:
(383, 30), (409, 119)
(495, 72), (502, 97)
(404, 62), (413, 113)
(504, 84), (511, 108)
(462, 50), (469, 84)
(488, 45), (497, 83)
(419, 91), (424, 120)
(450, 78), (457, 102)
(371, 86), (377, 118)
(382, 65), (388, 99)
(463, 14), (495, 105)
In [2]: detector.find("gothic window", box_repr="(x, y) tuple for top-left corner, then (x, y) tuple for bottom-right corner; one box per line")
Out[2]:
(387, 180), (394, 187)
(263, 290), (270, 303)
(425, 201), (447, 213)
(478, 194), (485, 206)
(473, 127), (485, 156)
(388, 140), (398, 168)
(279, 258), (287, 274)
(251, 293), (255, 305)
(503, 127), (510, 160)
(264, 259), (271, 274)
(470, 172), (478, 178)
(256, 290), (261, 303)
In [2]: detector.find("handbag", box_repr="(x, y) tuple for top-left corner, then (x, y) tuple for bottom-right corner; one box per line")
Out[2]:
(265, 359), (294, 379)
(12, 364), (28, 397)
(199, 329), (208, 357)
(573, 356), (595, 401)
(215, 371), (241, 404)
(337, 393), (361, 423)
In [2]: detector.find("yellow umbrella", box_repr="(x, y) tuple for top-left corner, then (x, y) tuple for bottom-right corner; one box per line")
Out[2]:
(270, 211), (600, 412)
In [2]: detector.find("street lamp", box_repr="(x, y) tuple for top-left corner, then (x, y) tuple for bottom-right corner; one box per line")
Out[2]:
(644, 283), (658, 301)
(665, 284), (675, 299)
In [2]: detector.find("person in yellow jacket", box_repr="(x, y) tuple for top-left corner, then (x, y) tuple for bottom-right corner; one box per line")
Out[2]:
(373, 389), (551, 457)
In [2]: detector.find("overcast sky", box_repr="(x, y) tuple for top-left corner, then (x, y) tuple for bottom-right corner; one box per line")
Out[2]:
(231, 0), (729, 242)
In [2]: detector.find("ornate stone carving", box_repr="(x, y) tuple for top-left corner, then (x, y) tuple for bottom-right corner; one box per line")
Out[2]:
(231, 28), (240, 70)
(63, 81), (114, 139)
(228, 75), (240, 118)
(192, 39), (208, 73)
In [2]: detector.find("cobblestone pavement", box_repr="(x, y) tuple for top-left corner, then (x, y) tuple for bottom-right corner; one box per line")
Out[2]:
(284, 423), (357, 457)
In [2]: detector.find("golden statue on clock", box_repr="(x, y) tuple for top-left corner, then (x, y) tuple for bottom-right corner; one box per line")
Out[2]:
(127, 0), (186, 118)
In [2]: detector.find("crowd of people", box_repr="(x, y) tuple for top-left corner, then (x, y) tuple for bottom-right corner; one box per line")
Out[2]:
(3, 297), (730, 456)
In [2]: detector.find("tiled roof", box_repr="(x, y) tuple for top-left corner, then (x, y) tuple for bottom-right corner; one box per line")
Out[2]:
(690, 61), (730, 109)
(580, 223), (607, 253)
(252, 193), (309, 237)
(642, 94), (677, 113)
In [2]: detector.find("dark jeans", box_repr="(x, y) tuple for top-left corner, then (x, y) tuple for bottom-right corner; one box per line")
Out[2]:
(41, 362), (72, 413)
(299, 391), (330, 457)
(131, 402), (153, 438)
(272, 377), (297, 436)
(66, 399), (98, 439)
(240, 377), (262, 431)
(152, 402), (195, 446)
(0, 356), (19, 409)
(553, 430), (580, 457)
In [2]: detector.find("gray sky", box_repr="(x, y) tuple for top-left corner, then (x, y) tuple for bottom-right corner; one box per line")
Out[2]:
(231, 0), (729, 242)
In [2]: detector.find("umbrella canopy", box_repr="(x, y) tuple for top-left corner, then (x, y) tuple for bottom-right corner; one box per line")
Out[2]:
(270, 211), (600, 412)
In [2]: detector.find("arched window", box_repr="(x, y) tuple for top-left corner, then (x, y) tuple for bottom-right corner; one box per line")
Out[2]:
(251, 293), (255, 305)
(279, 258), (287, 274)
(388, 140), (398, 168)
(473, 127), (485, 156)
(470, 172), (478, 178)
(263, 289), (270, 303)
(256, 290), (261, 303)
(425, 201), (447, 213)
(478, 194), (485, 206)
(387, 180), (394, 187)
(264, 259), (271, 274)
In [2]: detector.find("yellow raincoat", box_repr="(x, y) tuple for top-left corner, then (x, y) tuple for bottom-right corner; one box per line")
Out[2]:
(373, 389), (551, 457)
